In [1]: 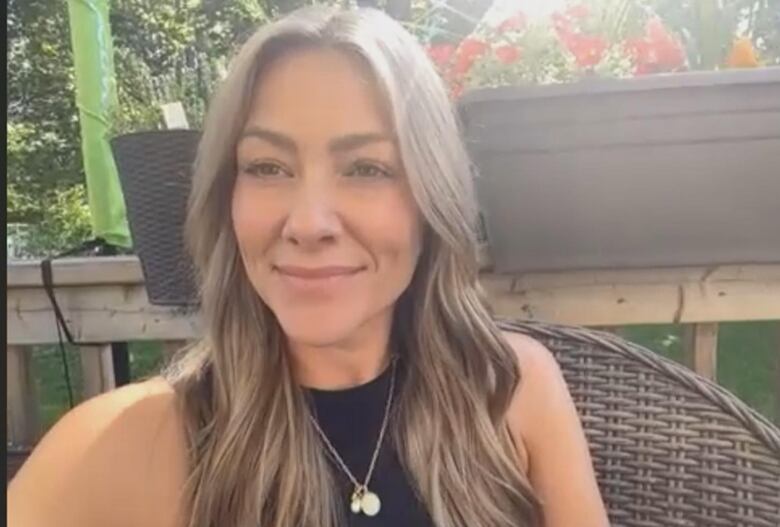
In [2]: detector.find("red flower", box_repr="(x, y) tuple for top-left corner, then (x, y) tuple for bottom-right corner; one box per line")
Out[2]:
(561, 32), (607, 68)
(498, 12), (528, 33)
(624, 17), (685, 75)
(646, 17), (671, 41)
(458, 37), (489, 59)
(494, 44), (522, 64)
(453, 38), (489, 76)
(624, 37), (651, 74)
(426, 43), (455, 67)
(645, 18), (685, 68)
(453, 54), (474, 77)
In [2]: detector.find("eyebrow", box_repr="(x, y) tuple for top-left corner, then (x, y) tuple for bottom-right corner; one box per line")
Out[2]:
(239, 125), (394, 153)
(240, 126), (297, 152)
(329, 132), (393, 152)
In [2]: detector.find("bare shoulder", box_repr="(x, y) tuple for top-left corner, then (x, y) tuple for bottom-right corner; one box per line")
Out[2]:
(500, 330), (572, 447)
(8, 377), (188, 527)
(501, 330), (564, 384)
(500, 330), (609, 526)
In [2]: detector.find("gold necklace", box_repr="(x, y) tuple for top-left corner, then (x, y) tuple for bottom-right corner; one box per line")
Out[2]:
(308, 357), (398, 517)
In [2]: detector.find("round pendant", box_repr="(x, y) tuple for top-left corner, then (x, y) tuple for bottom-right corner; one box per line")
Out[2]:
(360, 491), (381, 517)
(350, 489), (363, 514)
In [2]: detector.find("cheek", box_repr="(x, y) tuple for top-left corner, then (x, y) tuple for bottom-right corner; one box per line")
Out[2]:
(231, 180), (277, 256)
(364, 189), (422, 280)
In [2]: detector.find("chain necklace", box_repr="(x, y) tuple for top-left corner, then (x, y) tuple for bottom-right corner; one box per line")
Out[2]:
(308, 356), (398, 517)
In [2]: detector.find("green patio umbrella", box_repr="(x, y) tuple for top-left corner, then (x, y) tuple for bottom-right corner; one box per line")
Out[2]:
(67, 0), (131, 248)
(66, 0), (132, 388)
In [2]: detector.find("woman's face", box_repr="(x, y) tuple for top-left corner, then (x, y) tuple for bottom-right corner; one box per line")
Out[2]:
(232, 48), (422, 347)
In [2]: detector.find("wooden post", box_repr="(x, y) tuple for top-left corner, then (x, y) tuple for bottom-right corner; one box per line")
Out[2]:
(7, 346), (40, 445)
(79, 345), (116, 400)
(776, 322), (780, 424)
(682, 323), (719, 380)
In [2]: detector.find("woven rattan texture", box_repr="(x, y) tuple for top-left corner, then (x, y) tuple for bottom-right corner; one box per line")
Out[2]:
(497, 319), (780, 527)
(112, 130), (200, 305)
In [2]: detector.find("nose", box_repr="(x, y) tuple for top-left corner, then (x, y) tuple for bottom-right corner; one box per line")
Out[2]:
(281, 183), (341, 248)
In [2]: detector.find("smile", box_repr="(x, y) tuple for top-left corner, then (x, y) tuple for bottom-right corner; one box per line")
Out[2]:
(273, 265), (366, 293)
(274, 265), (365, 279)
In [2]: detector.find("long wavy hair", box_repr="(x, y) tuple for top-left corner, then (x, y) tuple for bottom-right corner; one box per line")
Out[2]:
(164, 6), (543, 527)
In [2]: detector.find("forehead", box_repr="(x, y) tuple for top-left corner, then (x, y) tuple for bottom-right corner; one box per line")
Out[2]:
(246, 47), (393, 137)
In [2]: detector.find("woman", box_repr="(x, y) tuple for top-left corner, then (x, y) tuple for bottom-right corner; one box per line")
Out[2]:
(9, 6), (608, 527)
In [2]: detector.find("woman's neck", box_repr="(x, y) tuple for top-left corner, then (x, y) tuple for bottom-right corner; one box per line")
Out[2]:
(287, 313), (395, 390)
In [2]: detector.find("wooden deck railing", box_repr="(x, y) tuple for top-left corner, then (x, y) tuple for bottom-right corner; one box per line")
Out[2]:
(7, 255), (780, 446)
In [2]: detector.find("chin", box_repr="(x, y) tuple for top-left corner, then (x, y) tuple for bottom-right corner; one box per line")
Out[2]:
(274, 308), (363, 348)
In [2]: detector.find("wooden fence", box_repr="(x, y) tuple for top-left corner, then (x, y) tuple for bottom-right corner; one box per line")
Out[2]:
(7, 255), (780, 446)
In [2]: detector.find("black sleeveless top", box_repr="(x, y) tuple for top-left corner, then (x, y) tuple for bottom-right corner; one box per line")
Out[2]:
(305, 359), (434, 526)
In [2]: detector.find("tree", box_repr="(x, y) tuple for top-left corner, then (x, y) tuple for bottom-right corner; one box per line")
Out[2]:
(7, 0), (269, 255)
(7, 0), (83, 203)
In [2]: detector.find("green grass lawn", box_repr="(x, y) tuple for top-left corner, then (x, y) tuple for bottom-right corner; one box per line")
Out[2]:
(620, 321), (778, 424)
(31, 322), (778, 433)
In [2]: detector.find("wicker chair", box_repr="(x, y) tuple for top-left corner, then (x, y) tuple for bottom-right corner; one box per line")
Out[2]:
(497, 319), (780, 527)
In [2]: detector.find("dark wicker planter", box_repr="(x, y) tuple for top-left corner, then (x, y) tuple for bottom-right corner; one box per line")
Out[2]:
(112, 130), (200, 306)
(459, 68), (780, 273)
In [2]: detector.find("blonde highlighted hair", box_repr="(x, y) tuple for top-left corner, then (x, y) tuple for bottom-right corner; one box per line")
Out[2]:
(165, 6), (543, 527)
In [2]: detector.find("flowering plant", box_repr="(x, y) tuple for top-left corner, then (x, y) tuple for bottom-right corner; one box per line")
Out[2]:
(424, 2), (689, 98)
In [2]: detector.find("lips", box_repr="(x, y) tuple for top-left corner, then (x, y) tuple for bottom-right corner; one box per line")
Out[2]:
(274, 265), (365, 279)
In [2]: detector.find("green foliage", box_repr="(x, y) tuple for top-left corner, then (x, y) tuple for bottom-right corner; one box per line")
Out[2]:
(8, 184), (93, 258)
(405, 0), (490, 43)
(7, 0), (271, 256)
(8, 113), (92, 256)
(653, 0), (780, 68)
(621, 322), (779, 424)
(7, 0), (83, 195)
(109, 0), (269, 130)
(749, 0), (780, 64)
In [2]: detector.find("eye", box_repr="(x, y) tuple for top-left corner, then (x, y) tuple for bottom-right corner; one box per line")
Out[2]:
(345, 161), (393, 179)
(241, 161), (291, 179)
